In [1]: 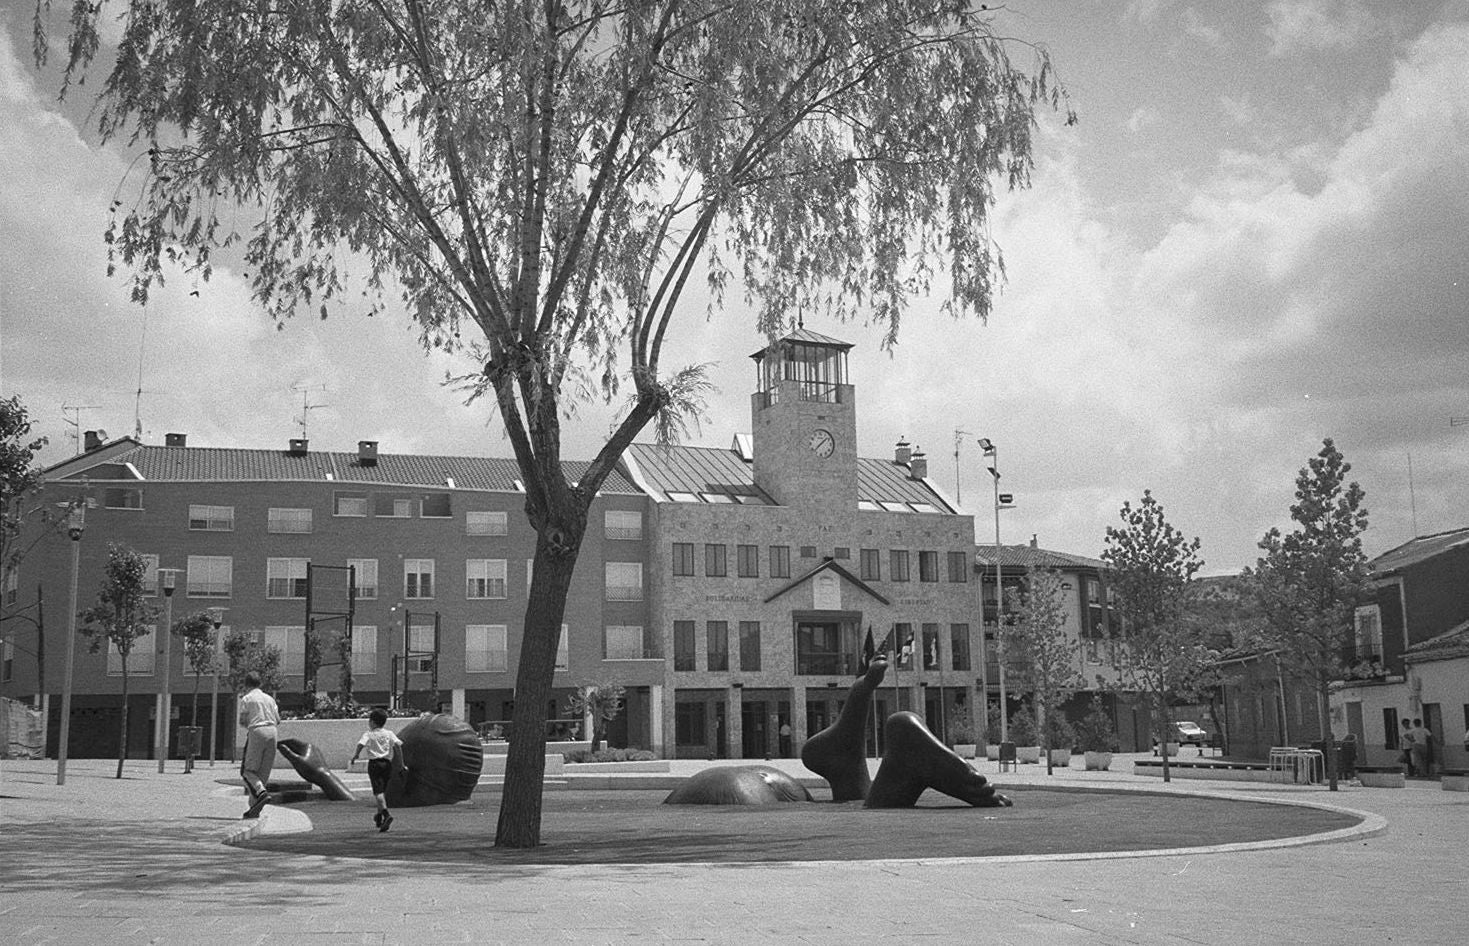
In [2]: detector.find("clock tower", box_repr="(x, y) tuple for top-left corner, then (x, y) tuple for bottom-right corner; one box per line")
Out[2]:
(750, 329), (859, 515)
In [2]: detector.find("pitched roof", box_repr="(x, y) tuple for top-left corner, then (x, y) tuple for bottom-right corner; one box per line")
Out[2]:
(1369, 526), (1469, 577)
(973, 544), (1106, 572)
(749, 327), (855, 359)
(1403, 620), (1469, 663)
(763, 558), (889, 606)
(47, 440), (641, 494)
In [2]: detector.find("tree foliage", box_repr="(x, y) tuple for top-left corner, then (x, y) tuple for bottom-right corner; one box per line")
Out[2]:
(1102, 490), (1207, 780)
(1003, 568), (1082, 773)
(78, 544), (159, 778)
(174, 610), (222, 724)
(1, 394), (49, 578)
(566, 679), (626, 750)
(39, 0), (1070, 846)
(1248, 438), (1369, 789)
(223, 629), (284, 695)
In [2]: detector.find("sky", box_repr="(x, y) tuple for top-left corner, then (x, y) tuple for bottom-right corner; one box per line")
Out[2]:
(2, 0), (1467, 575)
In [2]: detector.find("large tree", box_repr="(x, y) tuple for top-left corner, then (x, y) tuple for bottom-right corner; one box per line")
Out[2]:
(78, 544), (159, 779)
(1003, 567), (1082, 775)
(1248, 438), (1369, 791)
(40, 0), (1070, 846)
(1102, 490), (1206, 783)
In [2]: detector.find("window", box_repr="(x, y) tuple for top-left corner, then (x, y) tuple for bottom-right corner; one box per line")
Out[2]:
(1, 636), (11, 682)
(465, 559), (508, 599)
(108, 625), (155, 675)
(1354, 605), (1383, 663)
(187, 555), (232, 598)
(918, 551), (939, 583)
(188, 504), (234, 530)
(351, 626), (377, 675)
(605, 625), (645, 660)
(707, 620), (729, 671)
(859, 548), (881, 581)
(834, 547), (850, 560)
(704, 544), (727, 577)
(264, 626), (306, 676)
(268, 507), (313, 533)
(795, 620), (861, 676)
(604, 510), (643, 540)
(890, 549), (911, 582)
(950, 623), (971, 671)
(404, 559), (435, 598)
(672, 542), (695, 577)
(376, 494), (413, 517)
(103, 487), (142, 509)
(604, 562), (643, 601)
(466, 625), (508, 672)
(1, 566), (15, 606)
(893, 623), (914, 668)
(267, 558), (309, 599)
(799, 545), (817, 558)
(674, 620), (696, 671)
(769, 546), (791, 579)
(736, 544), (759, 578)
(466, 510), (508, 536)
(947, 551), (968, 582)
(139, 554), (160, 597)
(421, 493), (452, 518)
(921, 623), (941, 669)
(675, 701), (706, 746)
(555, 624), (569, 671)
(333, 492), (368, 517)
(739, 621), (761, 672)
(347, 559), (377, 600)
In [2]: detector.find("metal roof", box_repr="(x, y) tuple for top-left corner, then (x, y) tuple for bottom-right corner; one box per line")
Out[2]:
(48, 441), (641, 494)
(1369, 526), (1469, 577)
(749, 327), (855, 359)
(973, 544), (1107, 572)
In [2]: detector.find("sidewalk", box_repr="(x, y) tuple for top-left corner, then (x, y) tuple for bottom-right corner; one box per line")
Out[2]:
(2, 753), (1463, 944)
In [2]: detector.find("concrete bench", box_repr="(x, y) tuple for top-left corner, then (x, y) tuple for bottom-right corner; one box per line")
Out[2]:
(1355, 765), (1405, 788)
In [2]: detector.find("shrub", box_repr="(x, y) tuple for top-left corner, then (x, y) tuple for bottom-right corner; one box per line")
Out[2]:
(1007, 707), (1039, 745)
(563, 747), (657, 764)
(1074, 698), (1119, 752)
(947, 708), (978, 745)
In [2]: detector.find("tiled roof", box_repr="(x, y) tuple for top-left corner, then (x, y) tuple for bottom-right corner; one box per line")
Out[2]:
(50, 442), (641, 494)
(1369, 527), (1469, 577)
(749, 328), (854, 359)
(973, 544), (1106, 572)
(1403, 620), (1469, 662)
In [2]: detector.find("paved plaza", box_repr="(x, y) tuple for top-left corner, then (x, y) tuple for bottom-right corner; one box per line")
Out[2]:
(1, 753), (1462, 944)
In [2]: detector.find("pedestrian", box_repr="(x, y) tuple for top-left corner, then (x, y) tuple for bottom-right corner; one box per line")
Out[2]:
(350, 708), (406, 832)
(1409, 718), (1430, 778)
(1400, 718), (1416, 776)
(237, 672), (280, 819)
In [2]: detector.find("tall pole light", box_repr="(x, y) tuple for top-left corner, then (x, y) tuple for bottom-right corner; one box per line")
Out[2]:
(978, 438), (1006, 742)
(56, 504), (85, 786)
(154, 569), (179, 773)
(208, 607), (226, 767)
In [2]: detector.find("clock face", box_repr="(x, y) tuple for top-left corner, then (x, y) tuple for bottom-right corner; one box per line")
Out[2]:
(808, 428), (835, 458)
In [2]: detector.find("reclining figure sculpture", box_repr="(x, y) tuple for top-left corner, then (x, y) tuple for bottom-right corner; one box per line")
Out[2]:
(799, 654), (890, 801)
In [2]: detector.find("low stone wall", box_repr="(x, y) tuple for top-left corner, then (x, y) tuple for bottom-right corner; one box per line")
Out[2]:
(255, 717), (417, 766)
(1132, 759), (1274, 783)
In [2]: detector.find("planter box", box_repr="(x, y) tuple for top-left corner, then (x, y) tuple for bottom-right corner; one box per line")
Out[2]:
(952, 743), (978, 759)
(985, 744), (1001, 761)
(1441, 771), (1469, 792)
(1016, 746), (1041, 764)
(1048, 749), (1072, 767)
(1357, 767), (1405, 788)
(1084, 750), (1113, 771)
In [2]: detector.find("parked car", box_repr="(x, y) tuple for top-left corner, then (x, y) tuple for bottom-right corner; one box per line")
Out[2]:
(1173, 720), (1209, 746)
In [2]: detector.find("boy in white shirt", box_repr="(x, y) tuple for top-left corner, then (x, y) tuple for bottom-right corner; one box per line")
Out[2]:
(350, 708), (406, 832)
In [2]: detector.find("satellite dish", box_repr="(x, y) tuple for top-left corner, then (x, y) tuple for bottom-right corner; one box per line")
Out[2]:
(96, 429), (108, 439)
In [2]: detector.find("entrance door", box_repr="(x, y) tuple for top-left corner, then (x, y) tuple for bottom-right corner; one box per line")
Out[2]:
(741, 700), (768, 758)
(1424, 703), (1444, 773)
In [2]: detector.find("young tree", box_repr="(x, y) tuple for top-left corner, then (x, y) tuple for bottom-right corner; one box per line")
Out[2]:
(1, 395), (51, 693)
(1102, 491), (1206, 783)
(174, 611), (221, 730)
(1248, 438), (1369, 791)
(566, 680), (627, 752)
(78, 544), (159, 779)
(223, 630), (284, 696)
(1004, 568), (1083, 775)
(41, 0), (1070, 846)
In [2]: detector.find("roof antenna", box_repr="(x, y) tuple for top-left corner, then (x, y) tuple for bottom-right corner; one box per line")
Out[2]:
(292, 383), (330, 439)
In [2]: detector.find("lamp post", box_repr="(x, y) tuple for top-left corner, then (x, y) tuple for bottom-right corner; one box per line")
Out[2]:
(155, 569), (180, 773)
(56, 504), (85, 786)
(208, 607), (227, 767)
(978, 438), (1006, 742)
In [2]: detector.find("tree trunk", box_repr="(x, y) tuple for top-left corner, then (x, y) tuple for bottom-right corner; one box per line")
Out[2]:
(1157, 689), (1170, 783)
(494, 523), (584, 848)
(116, 659), (129, 779)
(1318, 675), (1338, 791)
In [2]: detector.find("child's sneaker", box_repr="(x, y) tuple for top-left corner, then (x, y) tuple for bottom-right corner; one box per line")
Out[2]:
(373, 810), (383, 828)
(379, 813), (393, 833)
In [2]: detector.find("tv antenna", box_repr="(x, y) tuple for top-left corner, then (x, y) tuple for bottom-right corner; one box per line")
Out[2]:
(953, 428), (972, 505)
(292, 383), (330, 439)
(61, 404), (103, 454)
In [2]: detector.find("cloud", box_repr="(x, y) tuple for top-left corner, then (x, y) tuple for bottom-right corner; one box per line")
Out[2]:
(1126, 106), (1160, 134)
(1265, 0), (1371, 56)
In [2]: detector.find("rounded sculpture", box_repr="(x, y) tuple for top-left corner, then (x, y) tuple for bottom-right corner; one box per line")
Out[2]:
(865, 711), (1012, 809)
(800, 656), (888, 801)
(384, 713), (484, 808)
(276, 737), (356, 801)
(663, 765), (814, 805)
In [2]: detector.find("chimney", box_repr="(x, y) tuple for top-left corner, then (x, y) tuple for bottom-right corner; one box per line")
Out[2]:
(83, 430), (103, 452)
(894, 438), (911, 465)
(1031, 534), (1038, 549)
(165, 432), (187, 447)
(358, 440), (379, 466)
(909, 449), (928, 480)
(288, 438), (309, 456)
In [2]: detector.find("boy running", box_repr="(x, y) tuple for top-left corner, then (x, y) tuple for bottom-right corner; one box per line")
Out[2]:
(350, 708), (406, 832)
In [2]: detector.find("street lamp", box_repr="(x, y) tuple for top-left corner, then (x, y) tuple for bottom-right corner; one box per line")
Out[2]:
(978, 438), (1006, 742)
(155, 569), (180, 774)
(208, 607), (227, 767)
(56, 503), (86, 786)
